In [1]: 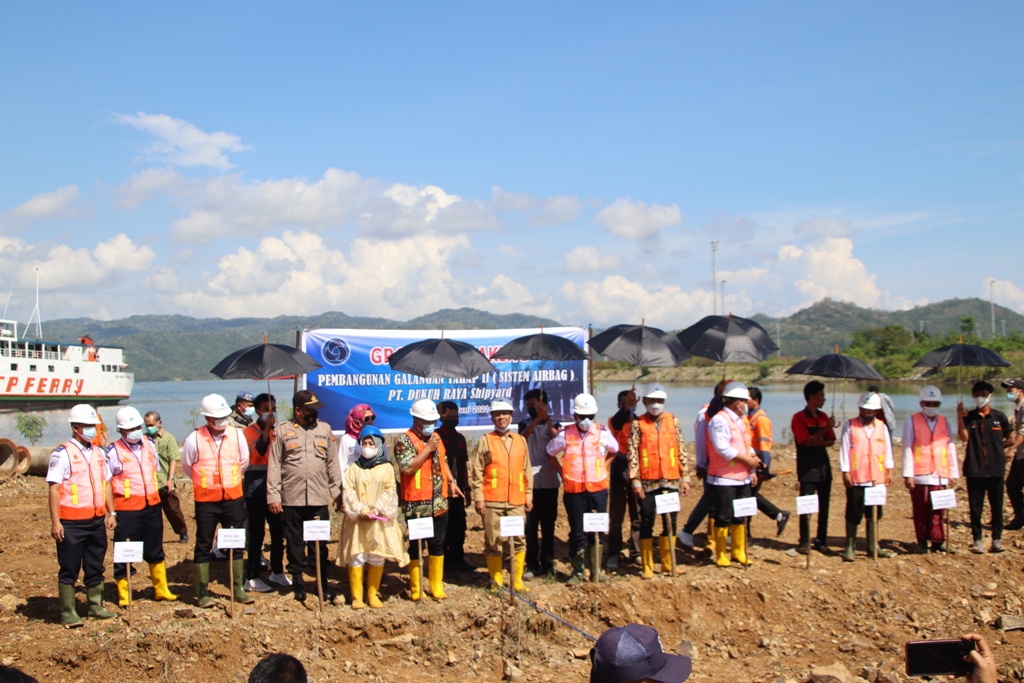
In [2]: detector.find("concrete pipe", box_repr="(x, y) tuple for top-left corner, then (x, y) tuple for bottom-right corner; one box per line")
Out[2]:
(26, 447), (51, 476)
(0, 438), (15, 469)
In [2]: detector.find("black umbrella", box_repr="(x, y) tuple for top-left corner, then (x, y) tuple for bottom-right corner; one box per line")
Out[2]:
(913, 338), (1010, 402)
(676, 314), (778, 364)
(589, 323), (690, 367)
(387, 337), (496, 379)
(786, 353), (884, 381)
(489, 330), (588, 362)
(211, 338), (324, 399)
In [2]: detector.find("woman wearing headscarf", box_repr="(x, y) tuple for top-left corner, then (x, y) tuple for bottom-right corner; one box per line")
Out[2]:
(338, 405), (387, 480)
(337, 426), (408, 609)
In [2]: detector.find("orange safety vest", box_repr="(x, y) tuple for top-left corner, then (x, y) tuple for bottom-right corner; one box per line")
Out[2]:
(637, 412), (681, 481)
(848, 418), (888, 485)
(58, 440), (107, 520)
(400, 430), (449, 503)
(481, 432), (528, 504)
(562, 424), (610, 493)
(607, 415), (631, 456)
(110, 438), (160, 511)
(706, 412), (754, 480)
(911, 413), (951, 478)
(191, 425), (244, 502)
(748, 408), (772, 452)
(243, 423), (275, 469)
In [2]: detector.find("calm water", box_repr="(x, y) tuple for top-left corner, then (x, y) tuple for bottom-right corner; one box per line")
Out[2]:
(0, 378), (996, 449)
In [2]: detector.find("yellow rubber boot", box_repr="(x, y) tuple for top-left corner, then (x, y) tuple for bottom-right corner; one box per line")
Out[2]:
(706, 518), (715, 556)
(513, 550), (528, 593)
(427, 556), (447, 600)
(660, 536), (683, 575)
(730, 524), (750, 566)
(639, 538), (655, 579)
(116, 578), (131, 607)
(714, 526), (732, 568)
(149, 562), (178, 601)
(366, 564), (384, 608)
(485, 555), (504, 591)
(348, 566), (365, 610)
(407, 560), (421, 601)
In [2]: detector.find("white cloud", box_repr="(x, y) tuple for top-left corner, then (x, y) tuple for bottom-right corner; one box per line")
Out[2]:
(991, 279), (1024, 313)
(0, 233), (155, 293)
(776, 237), (881, 308)
(563, 246), (621, 273)
(491, 186), (583, 225)
(6, 185), (79, 220)
(594, 198), (682, 239)
(114, 167), (182, 209)
(793, 216), (851, 238)
(114, 112), (250, 169)
(562, 275), (714, 327)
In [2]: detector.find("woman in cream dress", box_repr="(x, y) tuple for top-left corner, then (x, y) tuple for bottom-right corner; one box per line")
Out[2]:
(338, 425), (408, 609)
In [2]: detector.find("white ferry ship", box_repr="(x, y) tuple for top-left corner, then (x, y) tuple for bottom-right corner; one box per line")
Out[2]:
(0, 319), (133, 409)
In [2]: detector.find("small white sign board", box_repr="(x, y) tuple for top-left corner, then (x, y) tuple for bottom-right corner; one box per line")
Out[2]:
(499, 515), (525, 537)
(113, 541), (143, 564)
(583, 512), (610, 533)
(796, 494), (820, 516)
(217, 528), (246, 549)
(864, 485), (887, 507)
(655, 492), (681, 515)
(930, 489), (957, 511)
(303, 520), (332, 542)
(732, 496), (758, 518)
(407, 517), (435, 541)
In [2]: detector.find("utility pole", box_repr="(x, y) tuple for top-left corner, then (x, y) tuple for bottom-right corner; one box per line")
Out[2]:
(710, 241), (719, 316)
(720, 280), (727, 315)
(990, 279), (996, 337)
(919, 320), (924, 333)
(777, 320), (782, 357)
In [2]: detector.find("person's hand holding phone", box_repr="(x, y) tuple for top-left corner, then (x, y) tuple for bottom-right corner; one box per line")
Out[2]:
(954, 634), (997, 683)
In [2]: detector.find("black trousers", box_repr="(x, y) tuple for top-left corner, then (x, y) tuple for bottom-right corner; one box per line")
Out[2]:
(526, 488), (559, 573)
(408, 512), (448, 560)
(798, 480), (831, 544)
(245, 494), (284, 579)
(638, 487), (677, 539)
(752, 478), (783, 520)
(193, 498), (246, 565)
(113, 504), (165, 579)
(282, 505), (330, 582)
(608, 458), (639, 557)
(968, 476), (1005, 541)
(1006, 460), (1024, 521)
(56, 516), (107, 587)
(444, 497), (467, 563)
(158, 486), (188, 536)
(709, 483), (753, 527)
(564, 489), (608, 555)
(844, 486), (884, 525)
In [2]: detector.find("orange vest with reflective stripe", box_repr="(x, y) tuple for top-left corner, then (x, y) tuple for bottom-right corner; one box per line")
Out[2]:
(191, 426), (244, 502)
(706, 412), (754, 480)
(481, 432), (528, 504)
(608, 416), (631, 456)
(911, 413), (951, 478)
(243, 423), (274, 469)
(562, 424), (610, 493)
(400, 430), (449, 503)
(748, 408), (772, 452)
(849, 418), (888, 485)
(58, 440), (107, 520)
(637, 412), (681, 481)
(110, 439), (160, 511)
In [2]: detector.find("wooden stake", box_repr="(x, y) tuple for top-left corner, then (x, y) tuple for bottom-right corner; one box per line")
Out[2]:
(314, 539), (324, 612)
(507, 539), (514, 605)
(125, 537), (132, 629)
(805, 515), (811, 570)
(229, 548), (235, 618)
(945, 484), (951, 556)
(872, 506), (878, 561)
(663, 513), (677, 577)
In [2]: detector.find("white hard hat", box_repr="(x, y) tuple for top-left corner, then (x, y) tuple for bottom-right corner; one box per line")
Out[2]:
(410, 399), (440, 421)
(490, 400), (514, 413)
(200, 394), (232, 418)
(68, 404), (100, 425)
(572, 393), (599, 415)
(642, 383), (668, 400)
(115, 407), (144, 430)
(722, 381), (751, 401)
(858, 392), (882, 410)
(919, 385), (942, 402)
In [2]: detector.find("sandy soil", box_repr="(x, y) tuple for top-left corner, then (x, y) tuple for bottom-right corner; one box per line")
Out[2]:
(2, 444), (1024, 683)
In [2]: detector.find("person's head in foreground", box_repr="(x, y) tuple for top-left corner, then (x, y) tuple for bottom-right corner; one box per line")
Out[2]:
(0, 665), (39, 683)
(248, 653), (307, 683)
(590, 624), (692, 683)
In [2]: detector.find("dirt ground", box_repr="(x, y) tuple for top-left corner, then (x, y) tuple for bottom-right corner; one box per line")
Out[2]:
(3, 443), (1024, 683)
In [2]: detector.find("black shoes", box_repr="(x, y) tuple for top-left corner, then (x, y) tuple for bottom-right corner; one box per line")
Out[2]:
(776, 512), (791, 537)
(178, 533), (189, 544)
(1005, 517), (1024, 531)
(293, 581), (307, 602)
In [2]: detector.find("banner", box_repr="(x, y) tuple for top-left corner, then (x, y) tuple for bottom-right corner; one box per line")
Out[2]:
(302, 327), (587, 432)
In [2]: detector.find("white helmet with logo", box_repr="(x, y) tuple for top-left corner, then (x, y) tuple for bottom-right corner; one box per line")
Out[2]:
(642, 383), (668, 400)
(410, 399), (440, 421)
(572, 393), (598, 416)
(200, 394), (232, 418)
(68, 404), (100, 425)
(490, 400), (514, 413)
(722, 381), (751, 401)
(919, 385), (942, 402)
(115, 406), (144, 430)
(858, 392), (882, 410)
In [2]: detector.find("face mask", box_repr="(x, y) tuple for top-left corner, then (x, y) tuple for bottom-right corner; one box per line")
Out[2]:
(527, 407), (538, 419)
(442, 417), (459, 429)
(260, 412), (275, 423)
(735, 402), (748, 415)
(647, 403), (664, 418)
(922, 406), (940, 418)
(304, 411), (319, 424)
(494, 425), (510, 435)
(421, 423), (435, 436)
(81, 426), (97, 441)
(243, 406), (256, 420)
(125, 429), (143, 443)
(361, 446), (377, 459)
(145, 426), (159, 437)
(213, 417), (230, 429)
(576, 417), (593, 431)
(1008, 393), (1018, 403)
(975, 396), (991, 408)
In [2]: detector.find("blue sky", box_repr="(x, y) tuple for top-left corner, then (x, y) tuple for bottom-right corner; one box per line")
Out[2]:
(1, 3), (1022, 327)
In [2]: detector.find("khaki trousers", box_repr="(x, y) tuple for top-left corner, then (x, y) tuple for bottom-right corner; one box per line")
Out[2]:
(483, 502), (526, 556)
